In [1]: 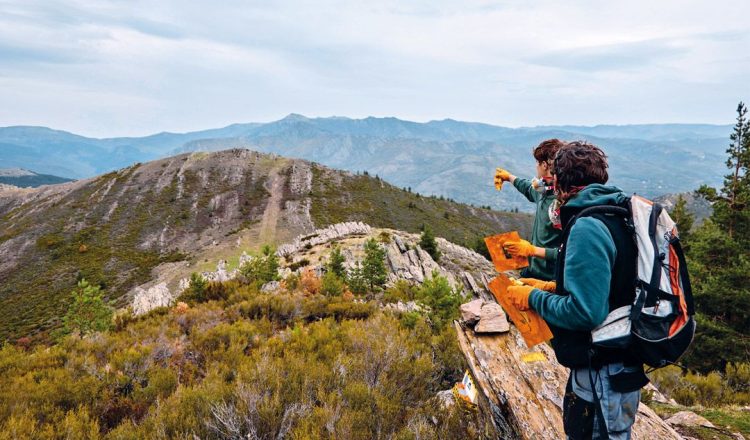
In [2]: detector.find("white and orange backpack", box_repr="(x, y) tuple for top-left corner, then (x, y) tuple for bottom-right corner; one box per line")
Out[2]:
(585, 195), (697, 368)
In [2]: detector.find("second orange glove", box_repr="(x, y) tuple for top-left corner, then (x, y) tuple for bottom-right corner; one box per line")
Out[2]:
(520, 278), (556, 292)
(507, 285), (534, 311)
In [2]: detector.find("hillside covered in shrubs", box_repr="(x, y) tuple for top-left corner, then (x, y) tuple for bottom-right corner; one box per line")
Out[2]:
(0, 264), (491, 439)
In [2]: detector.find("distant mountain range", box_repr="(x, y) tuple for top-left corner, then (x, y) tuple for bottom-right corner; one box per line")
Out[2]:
(0, 115), (732, 211)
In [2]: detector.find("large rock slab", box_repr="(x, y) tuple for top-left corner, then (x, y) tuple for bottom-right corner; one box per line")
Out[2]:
(474, 302), (510, 333)
(454, 322), (683, 439)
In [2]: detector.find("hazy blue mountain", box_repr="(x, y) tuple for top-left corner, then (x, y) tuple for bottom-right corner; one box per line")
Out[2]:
(0, 115), (732, 211)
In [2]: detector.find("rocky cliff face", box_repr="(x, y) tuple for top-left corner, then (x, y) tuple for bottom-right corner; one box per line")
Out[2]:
(0, 148), (530, 342)
(129, 221), (498, 317)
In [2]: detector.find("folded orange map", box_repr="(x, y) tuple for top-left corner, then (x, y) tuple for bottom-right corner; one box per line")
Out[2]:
(488, 274), (553, 348)
(484, 231), (529, 272)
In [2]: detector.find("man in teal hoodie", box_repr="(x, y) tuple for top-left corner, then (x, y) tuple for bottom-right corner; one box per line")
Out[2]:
(494, 139), (564, 281)
(507, 142), (646, 440)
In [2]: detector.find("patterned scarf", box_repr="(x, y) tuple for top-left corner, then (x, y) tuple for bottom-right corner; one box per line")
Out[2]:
(549, 185), (587, 230)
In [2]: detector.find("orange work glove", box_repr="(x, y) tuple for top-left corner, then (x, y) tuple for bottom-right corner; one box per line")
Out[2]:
(520, 278), (556, 292)
(507, 285), (534, 311)
(494, 168), (512, 190)
(503, 239), (536, 257)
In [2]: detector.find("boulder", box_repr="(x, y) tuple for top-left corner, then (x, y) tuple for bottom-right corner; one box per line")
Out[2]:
(665, 411), (715, 429)
(460, 299), (483, 325)
(132, 282), (174, 315)
(474, 302), (510, 333)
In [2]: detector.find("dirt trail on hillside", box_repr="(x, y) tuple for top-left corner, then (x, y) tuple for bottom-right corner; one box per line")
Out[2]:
(258, 166), (285, 245)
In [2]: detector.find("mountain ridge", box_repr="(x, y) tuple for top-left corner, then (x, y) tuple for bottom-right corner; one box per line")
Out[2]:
(1, 115), (731, 212)
(0, 148), (531, 343)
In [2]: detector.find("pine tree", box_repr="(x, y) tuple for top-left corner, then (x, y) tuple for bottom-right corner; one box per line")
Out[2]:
(419, 225), (441, 262)
(670, 194), (694, 243)
(683, 101), (750, 372)
(362, 238), (387, 291)
(346, 261), (368, 295)
(63, 279), (113, 336)
(697, 102), (750, 239)
(327, 245), (346, 279)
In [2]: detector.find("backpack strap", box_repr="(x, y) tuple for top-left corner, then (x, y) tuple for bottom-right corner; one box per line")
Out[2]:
(558, 205), (631, 292)
(670, 238), (696, 316)
(647, 203), (663, 291)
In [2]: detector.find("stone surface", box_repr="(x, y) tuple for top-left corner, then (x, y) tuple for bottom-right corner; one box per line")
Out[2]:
(643, 383), (676, 405)
(665, 411), (715, 429)
(460, 299), (483, 325)
(132, 282), (174, 315)
(277, 222), (372, 257)
(261, 281), (281, 293)
(474, 302), (510, 333)
(382, 301), (423, 313)
(436, 389), (455, 409)
(454, 322), (683, 440)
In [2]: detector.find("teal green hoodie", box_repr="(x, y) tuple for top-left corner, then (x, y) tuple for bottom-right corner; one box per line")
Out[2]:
(512, 177), (560, 280)
(528, 184), (629, 331)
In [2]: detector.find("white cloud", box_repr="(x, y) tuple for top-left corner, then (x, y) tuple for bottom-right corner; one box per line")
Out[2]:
(0, 0), (748, 136)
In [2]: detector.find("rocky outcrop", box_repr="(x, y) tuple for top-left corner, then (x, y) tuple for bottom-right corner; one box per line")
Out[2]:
(454, 322), (683, 439)
(384, 239), (457, 286)
(382, 301), (424, 314)
(277, 222), (372, 257)
(132, 282), (175, 315)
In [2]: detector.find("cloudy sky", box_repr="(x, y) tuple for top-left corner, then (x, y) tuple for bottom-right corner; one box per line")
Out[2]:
(1, 0), (748, 137)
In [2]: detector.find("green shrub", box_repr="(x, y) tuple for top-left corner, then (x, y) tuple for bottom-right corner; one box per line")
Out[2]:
(62, 279), (113, 336)
(327, 245), (347, 279)
(238, 245), (280, 286)
(320, 272), (346, 297)
(726, 362), (750, 393)
(236, 295), (300, 327)
(415, 271), (465, 331)
(419, 226), (441, 262)
(384, 280), (417, 303)
(288, 258), (310, 272)
(346, 262), (368, 295)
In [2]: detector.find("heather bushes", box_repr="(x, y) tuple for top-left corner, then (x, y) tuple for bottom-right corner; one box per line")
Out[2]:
(0, 277), (482, 439)
(649, 362), (750, 406)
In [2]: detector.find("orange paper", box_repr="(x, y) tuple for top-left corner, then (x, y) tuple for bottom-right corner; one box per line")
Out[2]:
(484, 231), (529, 272)
(488, 274), (553, 348)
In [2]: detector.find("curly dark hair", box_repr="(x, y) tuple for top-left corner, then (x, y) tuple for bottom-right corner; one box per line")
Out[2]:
(553, 141), (609, 192)
(533, 138), (565, 164)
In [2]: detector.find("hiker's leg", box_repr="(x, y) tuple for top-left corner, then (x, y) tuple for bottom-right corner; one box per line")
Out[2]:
(591, 363), (641, 440)
(565, 370), (595, 440)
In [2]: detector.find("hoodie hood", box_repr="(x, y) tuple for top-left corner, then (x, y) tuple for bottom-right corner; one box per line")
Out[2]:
(563, 184), (628, 209)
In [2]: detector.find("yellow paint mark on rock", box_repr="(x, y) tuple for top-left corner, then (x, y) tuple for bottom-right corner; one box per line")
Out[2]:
(521, 352), (547, 363)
